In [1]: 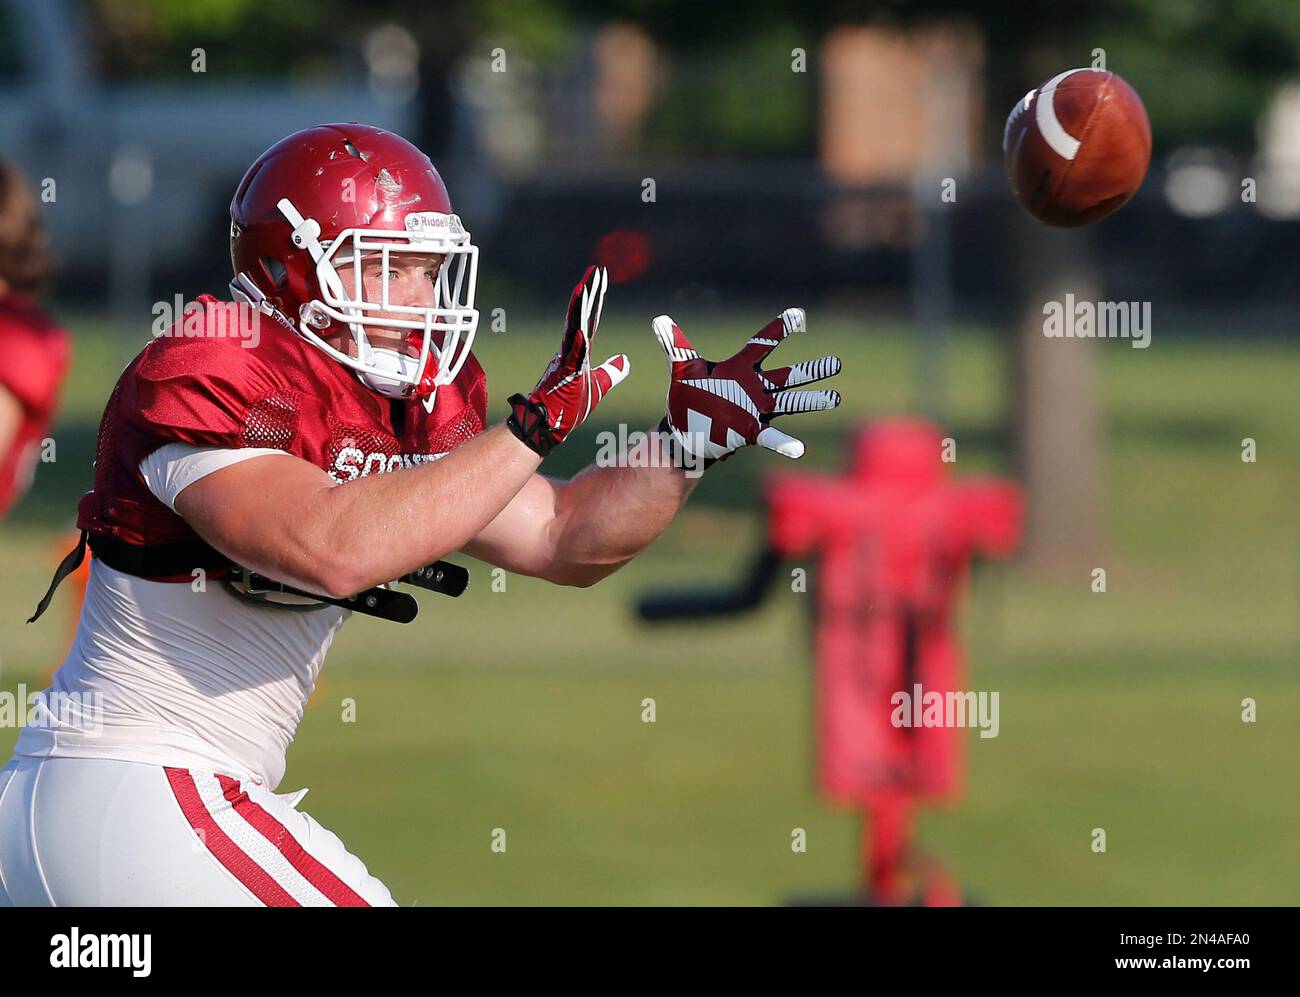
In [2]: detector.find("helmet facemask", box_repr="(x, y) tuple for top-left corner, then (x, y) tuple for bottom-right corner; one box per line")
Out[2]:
(278, 198), (479, 412)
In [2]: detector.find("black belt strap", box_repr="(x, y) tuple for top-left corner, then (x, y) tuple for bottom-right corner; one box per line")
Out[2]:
(90, 532), (227, 577)
(27, 530), (88, 623)
(28, 531), (224, 624)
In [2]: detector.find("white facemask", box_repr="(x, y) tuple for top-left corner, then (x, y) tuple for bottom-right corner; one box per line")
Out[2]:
(274, 198), (479, 412)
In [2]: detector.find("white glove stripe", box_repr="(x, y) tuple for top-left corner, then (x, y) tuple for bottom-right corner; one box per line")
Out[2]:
(773, 389), (840, 414)
(596, 354), (631, 391)
(681, 408), (732, 461)
(681, 377), (761, 421)
(782, 356), (842, 387)
(591, 267), (608, 336)
(547, 370), (580, 393)
(651, 315), (698, 363)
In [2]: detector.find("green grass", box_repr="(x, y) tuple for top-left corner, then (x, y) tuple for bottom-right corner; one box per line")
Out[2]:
(1, 312), (1296, 904)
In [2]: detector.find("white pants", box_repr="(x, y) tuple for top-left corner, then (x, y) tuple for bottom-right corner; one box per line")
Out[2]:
(0, 755), (395, 906)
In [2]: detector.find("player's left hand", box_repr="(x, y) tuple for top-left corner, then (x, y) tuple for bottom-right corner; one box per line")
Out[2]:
(507, 266), (630, 456)
(653, 307), (841, 463)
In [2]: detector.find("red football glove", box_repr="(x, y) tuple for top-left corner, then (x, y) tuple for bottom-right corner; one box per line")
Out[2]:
(654, 307), (841, 463)
(508, 266), (630, 456)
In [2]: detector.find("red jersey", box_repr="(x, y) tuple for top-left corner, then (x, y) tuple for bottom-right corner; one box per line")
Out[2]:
(0, 293), (71, 519)
(77, 294), (487, 559)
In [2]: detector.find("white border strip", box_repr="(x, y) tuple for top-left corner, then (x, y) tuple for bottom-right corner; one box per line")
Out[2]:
(1035, 68), (1090, 161)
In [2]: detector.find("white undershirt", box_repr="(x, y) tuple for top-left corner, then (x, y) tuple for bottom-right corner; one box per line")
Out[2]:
(14, 444), (345, 789)
(138, 442), (288, 511)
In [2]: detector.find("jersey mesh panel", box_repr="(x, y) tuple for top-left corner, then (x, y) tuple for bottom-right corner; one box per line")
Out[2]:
(427, 407), (483, 455)
(242, 392), (300, 450)
(90, 378), (124, 505)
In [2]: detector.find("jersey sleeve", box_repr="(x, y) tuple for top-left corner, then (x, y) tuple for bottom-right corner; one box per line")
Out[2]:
(131, 332), (300, 454)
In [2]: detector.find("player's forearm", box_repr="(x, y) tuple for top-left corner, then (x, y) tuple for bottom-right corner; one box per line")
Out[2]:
(545, 426), (698, 586)
(311, 423), (540, 593)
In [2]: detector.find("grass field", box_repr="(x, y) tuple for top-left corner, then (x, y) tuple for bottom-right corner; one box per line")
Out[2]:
(1, 310), (1296, 904)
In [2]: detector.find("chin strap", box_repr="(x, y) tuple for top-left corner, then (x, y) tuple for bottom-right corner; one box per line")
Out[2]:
(229, 273), (299, 335)
(279, 198), (326, 264)
(418, 369), (439, 413)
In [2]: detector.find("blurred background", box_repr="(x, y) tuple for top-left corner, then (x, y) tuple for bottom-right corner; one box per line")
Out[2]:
(0, 0), (1296, 904)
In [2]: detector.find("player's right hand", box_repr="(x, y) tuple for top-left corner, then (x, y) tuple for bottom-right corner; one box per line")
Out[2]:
(507, 266), (630, 457)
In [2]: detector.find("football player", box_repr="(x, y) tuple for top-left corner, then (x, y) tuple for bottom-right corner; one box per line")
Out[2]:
(0, 161), (70, 522)
(0, 124), (841, 906)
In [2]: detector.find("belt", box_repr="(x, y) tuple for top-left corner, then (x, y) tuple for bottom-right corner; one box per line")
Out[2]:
(27, 530), (468, 625)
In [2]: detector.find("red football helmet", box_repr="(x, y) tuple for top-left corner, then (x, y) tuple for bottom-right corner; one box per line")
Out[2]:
(230, 123), (479, 409)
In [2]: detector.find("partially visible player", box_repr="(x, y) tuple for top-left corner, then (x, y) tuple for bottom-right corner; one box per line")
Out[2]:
(0, 161), (70, 521)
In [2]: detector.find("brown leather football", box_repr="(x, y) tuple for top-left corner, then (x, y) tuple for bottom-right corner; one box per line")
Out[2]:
(1003, 68), (1152, 227)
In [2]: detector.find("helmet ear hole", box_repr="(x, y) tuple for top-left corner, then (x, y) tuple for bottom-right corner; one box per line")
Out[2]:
(261, 256), (287, 287)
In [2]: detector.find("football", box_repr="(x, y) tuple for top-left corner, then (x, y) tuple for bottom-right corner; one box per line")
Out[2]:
(1003, 68), (1152, 227)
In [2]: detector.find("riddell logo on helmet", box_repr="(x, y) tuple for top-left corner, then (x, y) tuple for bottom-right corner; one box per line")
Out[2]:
(403, 212), (462, 236)
(151, 295), (261, 348)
